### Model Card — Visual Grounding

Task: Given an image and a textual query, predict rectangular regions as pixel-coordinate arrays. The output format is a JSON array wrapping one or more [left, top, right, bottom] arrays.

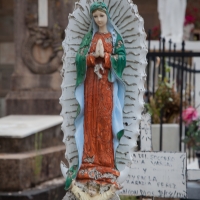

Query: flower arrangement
[[145, 69, 181, 124], [183, 5, 200, 41], [185, 6, 200, 28], [182, 106, 200, 151], [151, 25, 161, 40]]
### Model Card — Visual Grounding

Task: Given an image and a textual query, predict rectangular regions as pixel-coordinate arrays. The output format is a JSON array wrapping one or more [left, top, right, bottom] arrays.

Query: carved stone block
[[0, 145, 66, 191], [0, 124, 63, 153]]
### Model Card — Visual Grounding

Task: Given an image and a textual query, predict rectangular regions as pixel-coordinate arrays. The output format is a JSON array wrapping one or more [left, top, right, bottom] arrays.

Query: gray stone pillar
[[6, 0, 75, 115]]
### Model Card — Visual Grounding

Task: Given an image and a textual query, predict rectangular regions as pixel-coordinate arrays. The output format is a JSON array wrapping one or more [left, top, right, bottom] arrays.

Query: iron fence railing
[[146, 31, 200, 160]]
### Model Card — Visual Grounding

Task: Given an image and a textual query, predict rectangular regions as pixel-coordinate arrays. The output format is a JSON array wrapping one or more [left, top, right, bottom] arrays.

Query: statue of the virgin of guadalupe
[[60, 1, 147, 199]]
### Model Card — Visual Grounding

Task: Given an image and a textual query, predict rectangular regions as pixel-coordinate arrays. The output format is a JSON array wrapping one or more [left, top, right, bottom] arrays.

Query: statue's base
[[63, 191, 120, 200], [0, 177, 65, 200]]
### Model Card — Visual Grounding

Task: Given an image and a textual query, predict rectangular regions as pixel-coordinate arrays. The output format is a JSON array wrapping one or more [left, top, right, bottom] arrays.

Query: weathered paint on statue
[[65, 2, 126, 199], [70, 180, 117, 200]]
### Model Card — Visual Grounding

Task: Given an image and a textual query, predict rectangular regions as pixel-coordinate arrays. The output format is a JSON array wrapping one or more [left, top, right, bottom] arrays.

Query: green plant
[[145, 68, 181, 124]]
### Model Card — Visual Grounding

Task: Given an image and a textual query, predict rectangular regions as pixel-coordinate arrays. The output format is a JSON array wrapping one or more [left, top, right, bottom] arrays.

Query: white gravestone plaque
[[120, 152, 187, 198], [38, 0, 48, 27]]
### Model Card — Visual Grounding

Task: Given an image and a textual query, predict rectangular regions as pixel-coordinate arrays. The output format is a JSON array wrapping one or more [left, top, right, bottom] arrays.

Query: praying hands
[[94, 39, 104, 58]]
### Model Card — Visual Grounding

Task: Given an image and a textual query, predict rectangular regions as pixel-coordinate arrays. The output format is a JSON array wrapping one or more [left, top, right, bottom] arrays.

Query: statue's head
[[90, 2, 108, 16], [87, 181, 100, 197], [90, 2, 109, 29], [89, 2, 117, 45]]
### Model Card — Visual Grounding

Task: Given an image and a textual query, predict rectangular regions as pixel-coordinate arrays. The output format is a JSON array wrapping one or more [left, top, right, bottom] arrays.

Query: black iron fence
[[146, 31, 200, 160]]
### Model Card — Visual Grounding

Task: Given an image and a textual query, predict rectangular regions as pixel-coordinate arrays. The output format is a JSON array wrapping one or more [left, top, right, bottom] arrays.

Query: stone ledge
[[0, 115, 64, 153], [0, 145, 67, 191], [0, 125, 63, 153], [0, 115, 63, 138]]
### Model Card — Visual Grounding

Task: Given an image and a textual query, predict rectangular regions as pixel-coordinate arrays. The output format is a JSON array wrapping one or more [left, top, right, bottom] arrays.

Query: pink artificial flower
[[153, 26, 159, 31], [184, 15, 196, 26], [182, 106, 198, 125]]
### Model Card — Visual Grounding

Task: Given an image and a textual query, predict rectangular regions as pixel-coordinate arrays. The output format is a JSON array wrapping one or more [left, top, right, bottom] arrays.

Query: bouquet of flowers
[[185, 6, 200, 29], [182, 106, 200, 151], [145, 72, 180, 124]]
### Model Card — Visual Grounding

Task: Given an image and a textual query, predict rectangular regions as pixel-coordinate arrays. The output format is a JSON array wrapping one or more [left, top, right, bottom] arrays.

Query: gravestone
[[0, 115, 65, 191], [6, 0, 76, 115], [121, 152, 187, 198], [120, 114, 200, 199]]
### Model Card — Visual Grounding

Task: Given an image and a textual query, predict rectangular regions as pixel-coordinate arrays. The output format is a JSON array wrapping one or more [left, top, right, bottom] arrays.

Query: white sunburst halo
[[60, 0, 147, 179]]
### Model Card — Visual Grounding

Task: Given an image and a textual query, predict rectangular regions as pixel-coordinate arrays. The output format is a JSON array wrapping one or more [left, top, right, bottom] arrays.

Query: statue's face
[[92, 10, 107, 28], [88, 185, 98, 197]]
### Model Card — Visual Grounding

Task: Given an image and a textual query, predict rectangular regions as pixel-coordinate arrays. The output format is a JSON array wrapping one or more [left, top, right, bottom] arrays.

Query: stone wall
[[0, 0, 14, 116], [133, 0, 160, 33], [5, 0, 76, 115], [0, 1, 15, 98], [0, 0, 14, 42]]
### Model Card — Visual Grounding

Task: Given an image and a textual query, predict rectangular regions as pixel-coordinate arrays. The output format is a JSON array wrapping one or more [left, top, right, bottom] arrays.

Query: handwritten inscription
[[120, 152, 187, 198]]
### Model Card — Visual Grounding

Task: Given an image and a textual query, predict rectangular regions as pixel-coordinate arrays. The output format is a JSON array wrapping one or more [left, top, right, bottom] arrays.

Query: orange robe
[[76, 32, 120, 186]]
